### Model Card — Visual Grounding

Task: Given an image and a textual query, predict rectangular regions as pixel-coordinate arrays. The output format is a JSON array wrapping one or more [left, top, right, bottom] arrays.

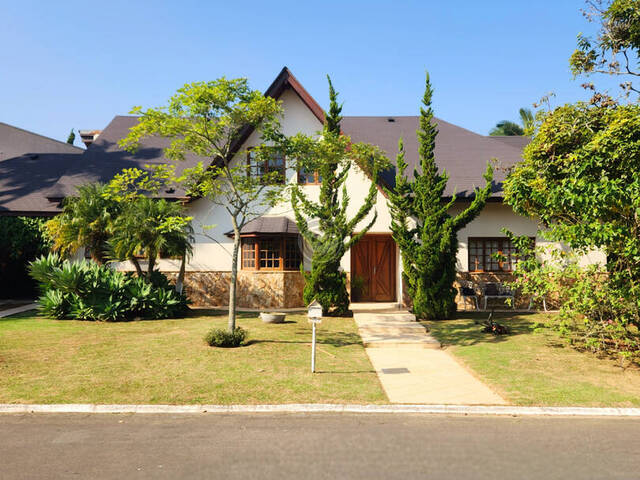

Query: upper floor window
[[247, 150, 285, 184], [468, 237, 534, 272], [297, 167, 322, 185]]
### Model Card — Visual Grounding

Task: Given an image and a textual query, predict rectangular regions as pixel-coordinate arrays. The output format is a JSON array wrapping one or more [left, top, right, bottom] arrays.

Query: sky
[[0, 0, 617, 146]]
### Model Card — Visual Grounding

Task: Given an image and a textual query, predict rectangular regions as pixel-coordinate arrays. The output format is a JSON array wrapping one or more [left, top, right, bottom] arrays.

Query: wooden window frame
[[240, 234, 302, 271], [297, 168, 321, 185], [468, 237, 534, 273], [247, 150, 286, 184]]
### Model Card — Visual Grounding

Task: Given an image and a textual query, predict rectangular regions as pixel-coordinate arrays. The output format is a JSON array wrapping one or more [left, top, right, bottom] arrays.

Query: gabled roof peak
[[265, 67, 325, 124]]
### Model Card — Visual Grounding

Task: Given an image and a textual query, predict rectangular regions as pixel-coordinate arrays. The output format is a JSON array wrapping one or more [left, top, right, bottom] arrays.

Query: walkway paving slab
[[353, 305, 507, 405], [366, 347, 507, 405]]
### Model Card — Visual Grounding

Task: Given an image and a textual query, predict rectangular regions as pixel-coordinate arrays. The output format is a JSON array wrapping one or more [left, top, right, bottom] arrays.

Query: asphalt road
[[1, 413, 639, 479]]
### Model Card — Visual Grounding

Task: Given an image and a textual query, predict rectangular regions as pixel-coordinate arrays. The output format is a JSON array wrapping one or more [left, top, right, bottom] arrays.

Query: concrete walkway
[[352, 303, 507, 405], [0, 302, 38, 318]]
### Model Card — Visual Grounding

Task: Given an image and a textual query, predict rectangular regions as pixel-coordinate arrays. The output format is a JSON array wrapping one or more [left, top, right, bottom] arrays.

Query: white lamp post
[[307, 300, 323, 373]]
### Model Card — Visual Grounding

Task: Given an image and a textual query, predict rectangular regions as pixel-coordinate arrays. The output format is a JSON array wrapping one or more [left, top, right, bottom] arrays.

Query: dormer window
[[247, 150, 285, 184]]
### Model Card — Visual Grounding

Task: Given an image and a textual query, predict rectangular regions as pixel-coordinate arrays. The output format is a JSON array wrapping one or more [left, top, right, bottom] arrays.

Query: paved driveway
[[1, 413, 639, 479]]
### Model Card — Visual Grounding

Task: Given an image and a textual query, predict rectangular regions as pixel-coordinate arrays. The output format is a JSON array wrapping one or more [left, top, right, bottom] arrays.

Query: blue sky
[[1, 0, 612, 145]]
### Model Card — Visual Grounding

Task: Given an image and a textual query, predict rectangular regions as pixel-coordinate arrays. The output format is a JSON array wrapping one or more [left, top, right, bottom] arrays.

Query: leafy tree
[[46, 183, 119, 264], [503, 102, 640, 325], [120, 78, 284, 332], [386, 73, 493, 320], [570, 0, 640, 98], [489, 108, 534, 136], [519, 108, 535, 133], [67, 129, 76, 145], [500, 1, 640, 359], [281, 77, 388, 315], [489, 120, 525, 136]]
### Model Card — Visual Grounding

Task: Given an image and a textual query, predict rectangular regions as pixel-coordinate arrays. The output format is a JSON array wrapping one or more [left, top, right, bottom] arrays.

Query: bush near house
[[29, 253, 189, 321]]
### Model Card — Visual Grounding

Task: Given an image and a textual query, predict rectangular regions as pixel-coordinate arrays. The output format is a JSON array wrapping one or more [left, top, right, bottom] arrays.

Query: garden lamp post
[[307, 300, 323, 373]]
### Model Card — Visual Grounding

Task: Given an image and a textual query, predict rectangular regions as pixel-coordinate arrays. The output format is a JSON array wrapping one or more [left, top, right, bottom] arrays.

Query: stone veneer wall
[[171, 271, 305, 309], [170, 270, 535, 311]]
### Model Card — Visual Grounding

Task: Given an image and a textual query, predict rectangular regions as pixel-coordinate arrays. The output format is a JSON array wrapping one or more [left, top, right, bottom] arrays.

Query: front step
[[361, 335, 441, 349], [355, 313, 417, 322], [354, 318, 420, 329], [358, 326, 425, 335]]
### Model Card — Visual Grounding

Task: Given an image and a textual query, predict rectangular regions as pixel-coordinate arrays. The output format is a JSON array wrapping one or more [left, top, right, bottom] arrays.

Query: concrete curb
[[1, 403, 640, 417]]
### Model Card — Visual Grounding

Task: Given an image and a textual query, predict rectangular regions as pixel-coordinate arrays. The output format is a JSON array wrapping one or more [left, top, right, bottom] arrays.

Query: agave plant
[[29, 255, 188, 321], [38, 289, 70, 319], [29, 253, 64, 292]]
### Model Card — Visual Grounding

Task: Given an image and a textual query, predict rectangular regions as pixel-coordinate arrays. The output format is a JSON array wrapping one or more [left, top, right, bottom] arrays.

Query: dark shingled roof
[[1, 69, 529, 215], [341, 116, 527, 198], [0, 122, 82, 160], [46, 116, 206, 200], [0, 122, 83, 215], [225, 216, 299, 237]]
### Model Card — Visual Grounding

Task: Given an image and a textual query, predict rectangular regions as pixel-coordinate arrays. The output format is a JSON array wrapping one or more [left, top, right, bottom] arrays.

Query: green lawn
[[426, 313, 640, 407], [0, 310, 386, 405]]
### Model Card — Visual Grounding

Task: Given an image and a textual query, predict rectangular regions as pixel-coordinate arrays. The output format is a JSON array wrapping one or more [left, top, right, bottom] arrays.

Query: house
[[0, 67, 605, 308]]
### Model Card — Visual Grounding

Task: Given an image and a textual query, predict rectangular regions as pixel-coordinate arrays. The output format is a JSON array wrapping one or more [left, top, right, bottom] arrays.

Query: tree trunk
[[91, 247, 104, 265], [228, 232, 240, 333], [130, 257, 144, 277], [176, 251, 186, 294], [148, 253, 156, 276]]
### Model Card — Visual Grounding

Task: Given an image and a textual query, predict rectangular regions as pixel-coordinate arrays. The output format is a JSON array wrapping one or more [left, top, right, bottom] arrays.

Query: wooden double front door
[[350, 234, 396, 302]]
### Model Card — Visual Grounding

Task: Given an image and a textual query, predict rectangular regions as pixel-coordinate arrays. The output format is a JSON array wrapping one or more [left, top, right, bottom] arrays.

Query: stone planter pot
[[260, 312, 286, 324]]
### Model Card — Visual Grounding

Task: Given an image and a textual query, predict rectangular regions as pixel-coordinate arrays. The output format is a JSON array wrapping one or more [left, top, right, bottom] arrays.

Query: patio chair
[[527, 294, 548, 312], [458, 281, 479, 310], [482, 282, 514, 310]]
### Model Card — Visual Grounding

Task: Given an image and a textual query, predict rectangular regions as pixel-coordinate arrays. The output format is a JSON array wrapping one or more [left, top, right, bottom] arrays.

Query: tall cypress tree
[[287, 76, 385, 315], [386, 73, 493, 319]]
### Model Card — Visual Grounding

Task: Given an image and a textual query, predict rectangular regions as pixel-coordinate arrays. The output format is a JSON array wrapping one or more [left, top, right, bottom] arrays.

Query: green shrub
[[39, 289, 70, 319], [204, 327, 247, 348], [29, 253, 189, 321]]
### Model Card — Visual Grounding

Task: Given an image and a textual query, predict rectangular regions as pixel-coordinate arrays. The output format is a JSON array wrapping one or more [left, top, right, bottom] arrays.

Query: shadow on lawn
[[245, 331, 363, 348], [424, 312, 539, 347]]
